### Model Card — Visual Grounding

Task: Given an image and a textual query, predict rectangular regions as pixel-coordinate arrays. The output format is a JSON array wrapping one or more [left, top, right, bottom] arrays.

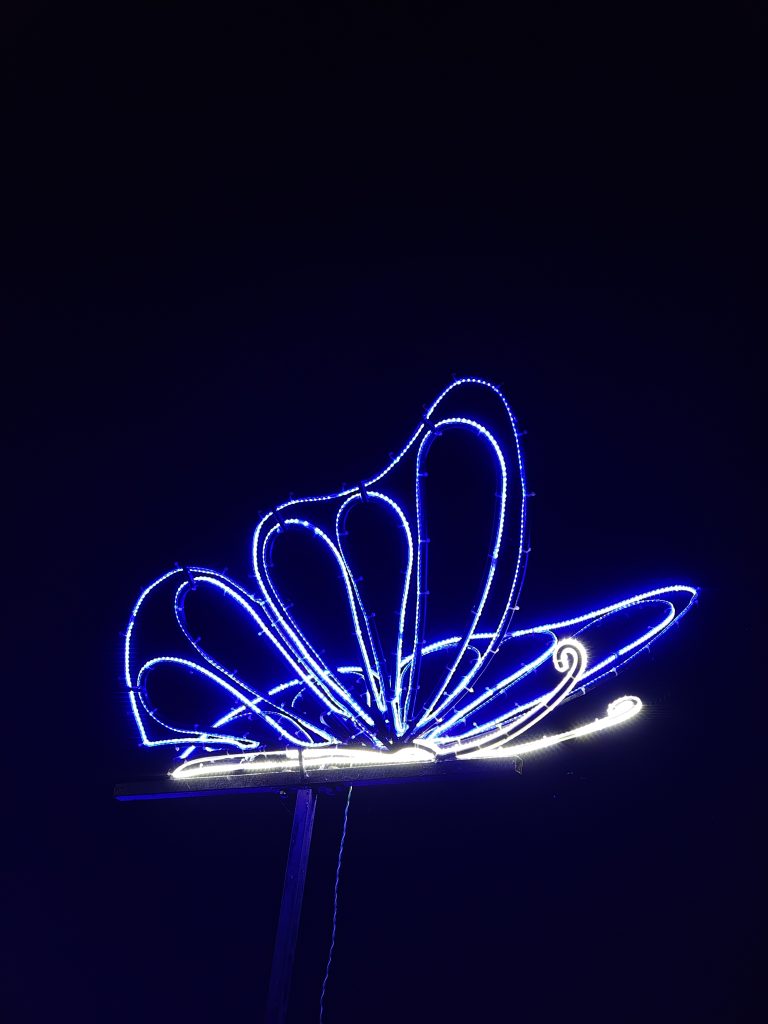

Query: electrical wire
[[319, 786, 352, 1022]]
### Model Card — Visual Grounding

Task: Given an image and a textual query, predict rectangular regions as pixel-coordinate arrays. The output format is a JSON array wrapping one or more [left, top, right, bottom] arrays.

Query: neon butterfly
[[124, 378, 696, 779]]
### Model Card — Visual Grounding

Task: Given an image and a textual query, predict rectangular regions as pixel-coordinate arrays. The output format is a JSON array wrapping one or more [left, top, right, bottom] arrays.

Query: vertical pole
[[265, 787, 317, 1024]]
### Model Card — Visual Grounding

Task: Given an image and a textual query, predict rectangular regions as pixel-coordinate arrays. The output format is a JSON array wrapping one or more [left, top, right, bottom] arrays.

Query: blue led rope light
[[407, 416, 509, 731], [123, 378, 697, 776], [335, 490, 415, 735]]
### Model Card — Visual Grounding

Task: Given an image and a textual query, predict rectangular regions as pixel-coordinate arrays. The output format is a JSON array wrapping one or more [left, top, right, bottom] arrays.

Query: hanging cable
[[319, 786, 352, 1023]]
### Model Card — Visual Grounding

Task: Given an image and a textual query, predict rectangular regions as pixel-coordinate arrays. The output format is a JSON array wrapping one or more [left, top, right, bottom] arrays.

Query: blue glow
[[123, 378, 697, 771]]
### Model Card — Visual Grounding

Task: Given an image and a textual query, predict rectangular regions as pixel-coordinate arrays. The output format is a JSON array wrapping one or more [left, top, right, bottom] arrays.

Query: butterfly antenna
[[319, 786, 353, 1023]]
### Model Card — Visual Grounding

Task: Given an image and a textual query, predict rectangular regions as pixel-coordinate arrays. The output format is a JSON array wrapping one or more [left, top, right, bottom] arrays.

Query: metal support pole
[[265, 787, 317, 1024]]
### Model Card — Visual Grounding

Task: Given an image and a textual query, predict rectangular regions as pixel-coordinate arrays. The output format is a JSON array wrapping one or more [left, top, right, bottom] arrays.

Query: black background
[[3, 4, 763, 1022]]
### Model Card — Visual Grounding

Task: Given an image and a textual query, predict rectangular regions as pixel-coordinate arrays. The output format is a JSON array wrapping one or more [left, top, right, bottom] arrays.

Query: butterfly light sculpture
[[124, 378, 696, 780]]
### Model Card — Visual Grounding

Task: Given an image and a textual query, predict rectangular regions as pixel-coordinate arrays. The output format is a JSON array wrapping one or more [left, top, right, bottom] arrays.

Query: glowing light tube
[[171, 744, 436, 780], [122, 377, 697, 773], [456, 695, 643, 759]]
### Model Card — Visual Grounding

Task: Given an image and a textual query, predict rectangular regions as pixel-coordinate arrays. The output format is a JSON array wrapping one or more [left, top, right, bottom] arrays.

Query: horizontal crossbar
[[114, 752, 522, 800]]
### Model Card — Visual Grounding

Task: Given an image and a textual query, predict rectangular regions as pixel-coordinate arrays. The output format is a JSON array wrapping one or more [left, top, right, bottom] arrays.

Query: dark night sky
[[3, 4, 764, 1022]]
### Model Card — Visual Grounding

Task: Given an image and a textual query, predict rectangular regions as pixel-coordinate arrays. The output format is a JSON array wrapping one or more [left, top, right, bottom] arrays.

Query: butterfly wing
[[250, 378, 529, 742], [417, 584, 697, 753], [124, 567, 377, 758]]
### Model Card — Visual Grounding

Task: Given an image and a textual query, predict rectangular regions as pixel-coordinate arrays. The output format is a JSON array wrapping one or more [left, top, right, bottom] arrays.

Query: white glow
[[456, 695, 643, 759], [169, 695, 642, 779], [171, 744, 435, 780]]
